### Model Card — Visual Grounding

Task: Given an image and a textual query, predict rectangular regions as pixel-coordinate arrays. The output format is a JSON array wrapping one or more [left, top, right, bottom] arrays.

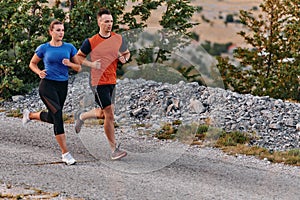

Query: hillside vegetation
[[1, 0, 298, 102]]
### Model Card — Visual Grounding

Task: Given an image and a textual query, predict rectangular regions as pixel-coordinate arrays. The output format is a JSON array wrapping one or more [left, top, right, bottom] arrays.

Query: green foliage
[[194, 124, 208, 140], [155, 122, 251, 147], [157, 0, 201, 62], [176, 123, 199, 144], [160, 0, 201, 35], [287, 149, 300, 157], [172, 120, 182, 126], [202, 41, 233, 56], [155, 121, 197, 144], [217, 56, 249, 92], [122, 0, 201, 65], [155, 121, 300, 166], [0, 0, 65, 99], [123, 63, 186, 84], [1, 0, 201, 99], [155, 122, 178, 140], [216, 131, 250, 147], [217, 0, 300, 101], [197, 125, 209, 134], [0, 50, 23, 98], [121, 0, 163, 29], [5, 109, 22, 118]]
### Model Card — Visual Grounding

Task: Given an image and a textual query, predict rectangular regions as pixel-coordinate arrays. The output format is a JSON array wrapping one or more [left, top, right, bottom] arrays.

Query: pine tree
[[217, 0, 300, 100]]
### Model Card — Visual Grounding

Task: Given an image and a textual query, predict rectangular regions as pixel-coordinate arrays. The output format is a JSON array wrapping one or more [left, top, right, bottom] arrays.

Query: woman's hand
[[62, 58, 71, 66], [62, 58, 81, 72], [39, 70, 47, 79]]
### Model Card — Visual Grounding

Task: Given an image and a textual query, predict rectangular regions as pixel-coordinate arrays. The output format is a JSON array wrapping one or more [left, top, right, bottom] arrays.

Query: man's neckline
[[98, 33, 111, 39]]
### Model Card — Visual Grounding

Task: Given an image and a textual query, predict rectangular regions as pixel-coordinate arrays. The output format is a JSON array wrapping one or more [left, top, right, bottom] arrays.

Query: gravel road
[[0, 114, 299, 199]]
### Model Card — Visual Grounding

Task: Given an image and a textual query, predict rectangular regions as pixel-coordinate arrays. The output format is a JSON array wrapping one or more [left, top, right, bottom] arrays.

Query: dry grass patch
[[155, 122, 300, 166], [6, 109, 22, 118], [221, 145, 300, 166]]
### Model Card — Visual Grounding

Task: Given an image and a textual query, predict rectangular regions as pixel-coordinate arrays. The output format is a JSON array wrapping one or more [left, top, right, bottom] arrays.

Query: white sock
[[62, 152, 69, 157]]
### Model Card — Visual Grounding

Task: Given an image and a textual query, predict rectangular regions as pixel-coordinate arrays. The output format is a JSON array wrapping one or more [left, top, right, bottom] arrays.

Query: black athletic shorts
[[93, 84, 115, 109]]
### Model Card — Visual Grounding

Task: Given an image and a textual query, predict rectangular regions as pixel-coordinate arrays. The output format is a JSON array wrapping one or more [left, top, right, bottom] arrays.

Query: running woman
[[22, 20, 81, 165]]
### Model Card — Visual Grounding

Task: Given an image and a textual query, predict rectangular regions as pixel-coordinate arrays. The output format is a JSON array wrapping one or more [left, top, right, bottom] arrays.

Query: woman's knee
[[54, 109, 63, 121], [54, 110, 65, 134], [40, 111, 54, 123]]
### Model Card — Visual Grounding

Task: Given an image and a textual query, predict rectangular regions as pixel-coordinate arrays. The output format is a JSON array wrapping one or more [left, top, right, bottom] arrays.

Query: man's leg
[[102, 105, 127, 160], [80, 108, 104, 120], [102, 105, 116, 151], [75, 108, 104, 133], [80, 104, 114, 121]]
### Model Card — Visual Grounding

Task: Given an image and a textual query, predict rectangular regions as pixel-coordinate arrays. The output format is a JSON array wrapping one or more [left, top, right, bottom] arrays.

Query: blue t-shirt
[[35, 42, 77, 81]]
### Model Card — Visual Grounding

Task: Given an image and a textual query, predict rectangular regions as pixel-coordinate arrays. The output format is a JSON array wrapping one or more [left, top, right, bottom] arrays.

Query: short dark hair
[[97, 8, 111, 18]]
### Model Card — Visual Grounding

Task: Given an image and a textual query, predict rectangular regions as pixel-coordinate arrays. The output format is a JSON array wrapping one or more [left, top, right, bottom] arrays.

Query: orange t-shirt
[[88, 32, 122, 86]]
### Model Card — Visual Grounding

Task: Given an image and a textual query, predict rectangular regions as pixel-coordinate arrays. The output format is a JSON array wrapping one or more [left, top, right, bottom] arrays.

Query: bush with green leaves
[[123, 63, 187, 84], [217, 0, 300, 101], [0, 0, 65, 99], [1, 0, 201, 100]]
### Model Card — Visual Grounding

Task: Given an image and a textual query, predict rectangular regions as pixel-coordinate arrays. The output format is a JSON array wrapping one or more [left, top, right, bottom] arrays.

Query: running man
[[75, 8, 130, 160]]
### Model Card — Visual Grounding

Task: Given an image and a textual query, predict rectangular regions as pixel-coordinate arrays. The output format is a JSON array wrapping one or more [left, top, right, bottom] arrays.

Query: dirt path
[[0, 115, 299, 199]]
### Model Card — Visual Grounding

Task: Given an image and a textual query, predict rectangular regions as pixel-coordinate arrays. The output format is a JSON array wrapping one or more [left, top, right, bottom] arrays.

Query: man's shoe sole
[[111, 152, 127, 160]]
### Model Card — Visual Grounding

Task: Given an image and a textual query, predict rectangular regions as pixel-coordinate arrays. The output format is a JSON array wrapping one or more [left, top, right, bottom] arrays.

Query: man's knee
[[94, 108, 104, 119], [103, 106, 114, 120]]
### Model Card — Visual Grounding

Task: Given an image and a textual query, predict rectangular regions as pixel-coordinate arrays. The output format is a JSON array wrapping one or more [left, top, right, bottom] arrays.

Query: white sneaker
[[22, 109, 30, 126], [62, 152, 76, 165]]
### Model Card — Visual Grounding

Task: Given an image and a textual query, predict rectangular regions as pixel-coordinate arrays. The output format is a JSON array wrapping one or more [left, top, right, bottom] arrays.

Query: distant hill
[[144, 0, 262, 47], [49, 0, 262, 47]]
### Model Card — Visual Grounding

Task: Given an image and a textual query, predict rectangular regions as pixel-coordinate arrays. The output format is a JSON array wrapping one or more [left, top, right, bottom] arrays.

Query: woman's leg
[[39, 79, 70, 154], [53, 81, 69, 154], [55, 134, 68, 154], [28, 111, 42, 121]]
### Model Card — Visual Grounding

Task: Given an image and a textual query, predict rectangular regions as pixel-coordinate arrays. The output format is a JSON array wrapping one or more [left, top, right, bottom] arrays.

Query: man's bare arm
[[118, 50, 130, 64], [77, 50, 101, 69]]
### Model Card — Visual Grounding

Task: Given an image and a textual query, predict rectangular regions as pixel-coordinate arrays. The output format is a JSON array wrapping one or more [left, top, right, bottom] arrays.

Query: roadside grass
[[155, 122, 300, 167], [0, 180, 61, 199], [4, 109, 118, 128], [5, 109, 22, 118]]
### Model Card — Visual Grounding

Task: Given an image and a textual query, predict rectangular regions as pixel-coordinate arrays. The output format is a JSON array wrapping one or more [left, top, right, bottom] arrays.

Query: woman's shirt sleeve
[[35, 44, 45, 58]]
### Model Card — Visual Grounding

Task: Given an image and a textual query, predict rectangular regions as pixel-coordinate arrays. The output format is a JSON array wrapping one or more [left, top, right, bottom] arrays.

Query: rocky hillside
[[2, 72, 300, 152]]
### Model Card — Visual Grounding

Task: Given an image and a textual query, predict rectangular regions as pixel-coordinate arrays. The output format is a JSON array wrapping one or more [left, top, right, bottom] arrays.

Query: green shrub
[[0, 63, 24, 99], [216, 131, 250, 147], [155, 123, 177, 140], [123, 63, 187, 84]]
